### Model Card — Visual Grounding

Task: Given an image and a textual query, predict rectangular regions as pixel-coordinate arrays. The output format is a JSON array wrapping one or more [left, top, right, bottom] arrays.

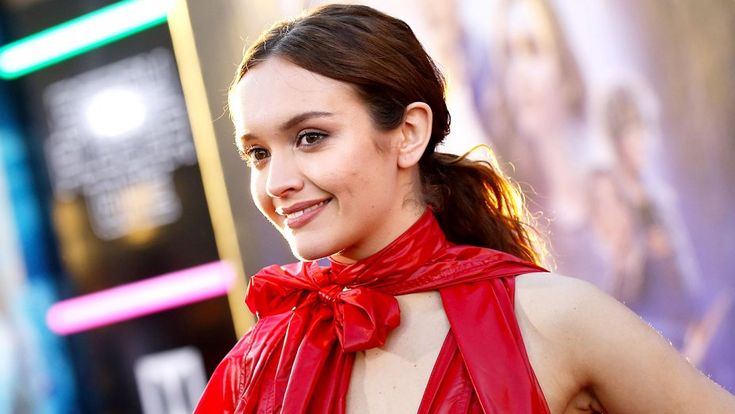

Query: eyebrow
[[238, 111, 334, 144]]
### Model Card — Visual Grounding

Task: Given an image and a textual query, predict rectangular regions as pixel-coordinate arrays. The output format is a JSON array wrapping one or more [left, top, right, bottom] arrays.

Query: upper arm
[[520, 273, 735, 414]]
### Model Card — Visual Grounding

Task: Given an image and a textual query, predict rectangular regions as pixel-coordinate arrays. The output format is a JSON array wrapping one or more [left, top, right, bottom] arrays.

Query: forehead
[[231, 57, 361, 133]]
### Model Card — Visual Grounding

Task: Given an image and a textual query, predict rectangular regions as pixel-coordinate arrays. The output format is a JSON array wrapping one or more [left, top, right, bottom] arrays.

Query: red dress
[[195, 211, 551, 413]]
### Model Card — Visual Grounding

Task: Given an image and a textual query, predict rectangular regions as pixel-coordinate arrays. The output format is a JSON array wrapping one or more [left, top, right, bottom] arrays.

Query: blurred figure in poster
[[586, 168, 644, 302], [601, 83, 701, 300], [501, 0, 588, 217], [487, 0, 602, 278], [595, 81, 731, 364]]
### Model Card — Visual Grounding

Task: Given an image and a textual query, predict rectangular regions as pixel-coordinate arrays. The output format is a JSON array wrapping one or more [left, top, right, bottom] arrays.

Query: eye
[[296, 131, 327, 147], [239, 145, 270, 167]]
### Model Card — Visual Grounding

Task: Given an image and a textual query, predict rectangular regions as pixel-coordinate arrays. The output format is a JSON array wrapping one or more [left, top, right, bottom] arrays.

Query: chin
[[289, 241, 335, 262], [292, 251, 323, 262]]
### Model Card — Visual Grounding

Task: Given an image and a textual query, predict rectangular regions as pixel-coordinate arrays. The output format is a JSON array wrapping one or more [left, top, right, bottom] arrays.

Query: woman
[[195, 4, 735, 413]]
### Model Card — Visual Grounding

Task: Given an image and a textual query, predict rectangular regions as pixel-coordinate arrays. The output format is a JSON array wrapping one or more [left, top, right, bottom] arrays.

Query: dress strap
[[418, 279, 551, 414]]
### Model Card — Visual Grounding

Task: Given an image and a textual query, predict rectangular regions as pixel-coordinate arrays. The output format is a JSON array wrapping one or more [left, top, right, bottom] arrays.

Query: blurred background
[[0, 0, 733, 412]]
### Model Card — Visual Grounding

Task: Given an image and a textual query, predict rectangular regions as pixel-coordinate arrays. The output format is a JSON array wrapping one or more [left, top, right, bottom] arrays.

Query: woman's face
[[504, 0, 566, 136], [231, 57, 417, 262]]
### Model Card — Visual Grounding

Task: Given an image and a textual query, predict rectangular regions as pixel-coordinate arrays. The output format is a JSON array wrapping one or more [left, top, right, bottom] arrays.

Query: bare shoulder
[[515, 271, 597, 302], [515, 272, 735, 413], [514, 272, 600, 338], [514, 271, 592, 305]]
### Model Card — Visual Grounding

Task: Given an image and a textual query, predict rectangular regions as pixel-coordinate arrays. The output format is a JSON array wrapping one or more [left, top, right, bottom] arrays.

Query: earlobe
[[398, 102, 433, 169]]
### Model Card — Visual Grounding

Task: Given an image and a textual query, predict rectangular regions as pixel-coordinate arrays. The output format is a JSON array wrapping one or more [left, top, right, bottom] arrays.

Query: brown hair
[[232, 4, 543, 264]]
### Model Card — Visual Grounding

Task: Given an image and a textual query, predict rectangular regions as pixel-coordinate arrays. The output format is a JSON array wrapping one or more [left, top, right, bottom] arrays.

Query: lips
[[276, 198, 331, 229]]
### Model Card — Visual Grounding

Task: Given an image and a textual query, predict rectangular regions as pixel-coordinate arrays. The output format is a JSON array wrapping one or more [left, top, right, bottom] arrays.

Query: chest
[[346, 291, 450, 413], [345, 291, 587, 414]]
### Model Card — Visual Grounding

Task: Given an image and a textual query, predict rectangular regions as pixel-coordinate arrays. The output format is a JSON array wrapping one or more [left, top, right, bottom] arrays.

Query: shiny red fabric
[[195, 211, 551, 413]]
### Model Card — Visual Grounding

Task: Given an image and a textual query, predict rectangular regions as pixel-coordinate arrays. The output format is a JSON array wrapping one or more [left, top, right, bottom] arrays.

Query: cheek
[[300, 147, 361, 186], [347, 168, 390, 211], [306, 163, 370, 209], [534, 57, 561, 86], [517, 57, 558, 99], [508, 57, 542, 102], [623, 133, 644, 160], [250, 172, 272, 216]]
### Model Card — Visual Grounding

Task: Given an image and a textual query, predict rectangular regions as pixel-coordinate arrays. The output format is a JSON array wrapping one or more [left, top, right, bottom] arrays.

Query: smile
[[278, 199, 331, 229], [285, 200, 327, 219]]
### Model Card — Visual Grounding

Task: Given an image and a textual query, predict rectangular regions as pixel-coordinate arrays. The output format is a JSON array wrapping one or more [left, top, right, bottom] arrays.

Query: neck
[[330, 203, 427, 264]]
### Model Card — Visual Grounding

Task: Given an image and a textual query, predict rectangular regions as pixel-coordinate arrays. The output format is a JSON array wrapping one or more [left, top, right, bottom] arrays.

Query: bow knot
[[330, 286, 401, 352], [246, 269, 401, 352]]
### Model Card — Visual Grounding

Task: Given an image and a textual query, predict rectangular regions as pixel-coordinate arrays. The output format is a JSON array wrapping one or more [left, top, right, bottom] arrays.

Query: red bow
[[246, 267, 400, 352]]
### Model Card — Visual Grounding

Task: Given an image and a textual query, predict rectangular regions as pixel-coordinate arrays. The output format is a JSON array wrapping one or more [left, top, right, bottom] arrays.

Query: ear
[[397, 102, 433, 169]]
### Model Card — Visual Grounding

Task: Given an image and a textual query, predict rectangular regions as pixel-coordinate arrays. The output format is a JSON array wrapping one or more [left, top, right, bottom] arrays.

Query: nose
[[265, 151, 303, 198]]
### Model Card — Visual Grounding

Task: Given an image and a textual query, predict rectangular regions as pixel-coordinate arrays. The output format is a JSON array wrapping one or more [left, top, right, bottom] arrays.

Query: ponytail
[[420, 149, 544, 265]]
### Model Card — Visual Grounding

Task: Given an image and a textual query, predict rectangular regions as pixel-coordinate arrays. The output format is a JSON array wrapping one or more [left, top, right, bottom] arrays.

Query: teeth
[[286, 200, 327, 220]]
